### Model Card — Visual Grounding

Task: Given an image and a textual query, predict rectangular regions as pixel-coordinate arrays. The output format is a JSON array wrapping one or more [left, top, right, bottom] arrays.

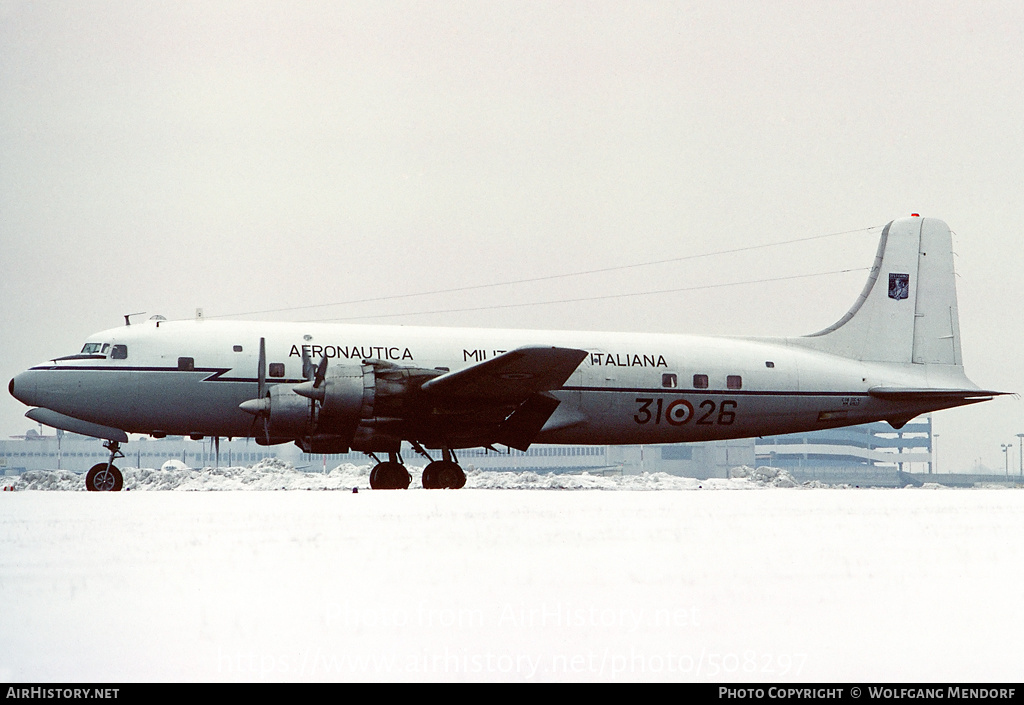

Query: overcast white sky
[[2, 1, 1022, 472]]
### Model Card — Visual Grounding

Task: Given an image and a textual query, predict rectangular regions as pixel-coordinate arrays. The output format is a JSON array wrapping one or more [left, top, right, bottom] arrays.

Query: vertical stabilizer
[[794, 216, 962, 366]]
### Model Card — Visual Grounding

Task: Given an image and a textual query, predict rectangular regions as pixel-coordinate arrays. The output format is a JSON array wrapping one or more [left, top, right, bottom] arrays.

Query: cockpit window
[[58, 342, 121, 362]]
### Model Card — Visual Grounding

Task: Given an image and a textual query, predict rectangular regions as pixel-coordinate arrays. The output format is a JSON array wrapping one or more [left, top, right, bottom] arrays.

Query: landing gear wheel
[[86, 463, 123, 492], [369, 461, 411, 490], [422, 460, 466, 489], [421, 463, 438, 489]]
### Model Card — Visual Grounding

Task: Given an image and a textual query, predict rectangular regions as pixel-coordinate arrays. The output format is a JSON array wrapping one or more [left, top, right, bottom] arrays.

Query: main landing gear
[[367, 448, 467, 490], [369, 452, 411, 490], [421, 448, 467, 490], [85, 440, 124, 492]]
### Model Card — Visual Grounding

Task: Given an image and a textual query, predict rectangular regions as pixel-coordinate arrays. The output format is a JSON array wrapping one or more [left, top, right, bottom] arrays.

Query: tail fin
[[794, 216, 962, 365]]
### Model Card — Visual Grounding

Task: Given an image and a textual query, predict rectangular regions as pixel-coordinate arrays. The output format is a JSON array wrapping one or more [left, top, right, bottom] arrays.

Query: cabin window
[[177, 357, 195, 371], [727, 375, 742, 389], [269, 363, 285, 378], [233, 345, 243, 353], [693, 374, 709, 389], [765, 361, 775, 368], [110, 345, 128, 360], [662, 373, 677, 388]]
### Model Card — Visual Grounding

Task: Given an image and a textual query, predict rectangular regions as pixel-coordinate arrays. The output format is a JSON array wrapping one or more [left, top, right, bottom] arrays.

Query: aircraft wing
[[420, 345, 588, 400], [416, 345, 588, 451]]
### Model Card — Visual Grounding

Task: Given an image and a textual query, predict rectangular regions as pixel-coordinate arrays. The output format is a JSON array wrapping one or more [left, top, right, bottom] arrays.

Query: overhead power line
[[204, 224, 882, 321], [304, 267, 870, 322]]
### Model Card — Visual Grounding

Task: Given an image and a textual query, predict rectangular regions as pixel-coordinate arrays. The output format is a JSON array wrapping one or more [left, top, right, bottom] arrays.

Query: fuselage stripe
[[31, 367, 869, 397]]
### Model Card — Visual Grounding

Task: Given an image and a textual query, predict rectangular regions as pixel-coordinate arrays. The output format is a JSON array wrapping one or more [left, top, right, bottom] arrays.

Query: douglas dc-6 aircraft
[[9, 216, 1003, 490]]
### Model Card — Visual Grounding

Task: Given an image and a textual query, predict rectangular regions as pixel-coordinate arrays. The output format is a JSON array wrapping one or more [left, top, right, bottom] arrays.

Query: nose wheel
[[85, 440, 125, 492], [86, 463, 123, 491]]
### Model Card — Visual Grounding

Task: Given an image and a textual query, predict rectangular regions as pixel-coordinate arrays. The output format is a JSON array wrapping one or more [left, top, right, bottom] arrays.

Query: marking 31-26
[[634, 398, 737, 426]]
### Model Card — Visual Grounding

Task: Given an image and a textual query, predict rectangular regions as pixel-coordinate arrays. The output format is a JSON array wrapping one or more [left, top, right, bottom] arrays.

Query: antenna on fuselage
[[123, 312, 146, 326]]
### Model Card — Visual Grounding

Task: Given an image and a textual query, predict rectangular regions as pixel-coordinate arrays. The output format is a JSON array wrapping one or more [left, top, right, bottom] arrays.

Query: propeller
[[314, 355, 328, 387], [295, 348, 329, 433], [258, 336, 267, 400], [301, 346, 314, 381], [300, 347, 329, 387], [239, 337, 271, 443]]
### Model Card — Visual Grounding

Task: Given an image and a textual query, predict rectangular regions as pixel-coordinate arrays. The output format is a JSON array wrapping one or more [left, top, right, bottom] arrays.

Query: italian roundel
[[665, 399, 693, 425]]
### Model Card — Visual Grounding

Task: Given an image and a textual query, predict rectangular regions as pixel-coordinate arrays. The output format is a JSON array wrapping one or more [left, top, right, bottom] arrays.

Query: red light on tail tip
[[911, 213, 920, 217]]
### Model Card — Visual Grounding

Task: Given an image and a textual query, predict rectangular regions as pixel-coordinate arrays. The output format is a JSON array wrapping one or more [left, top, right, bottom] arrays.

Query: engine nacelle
[[243, 369, 363, 447], [347, 362, 444, 451], [290, 360, 446, 453], [314, 363, 372, 442], [263, 385, 311, 440]]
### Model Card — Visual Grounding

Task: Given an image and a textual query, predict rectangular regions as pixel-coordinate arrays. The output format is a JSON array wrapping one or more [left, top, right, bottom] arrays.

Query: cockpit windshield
[[55, 342, 125, 362]]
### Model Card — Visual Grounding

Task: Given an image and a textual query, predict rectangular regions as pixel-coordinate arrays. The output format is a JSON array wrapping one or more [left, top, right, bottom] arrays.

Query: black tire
[[369, 462, 410, 490], [440, 462, 466, 490], [86, 463, 123, 492], [422, 460, 465, 489], [421, 463, 439, 489]]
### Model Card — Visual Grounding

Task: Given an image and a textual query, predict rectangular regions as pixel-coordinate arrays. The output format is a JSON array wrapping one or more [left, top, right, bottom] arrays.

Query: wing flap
[[494, 392, 562, 451]]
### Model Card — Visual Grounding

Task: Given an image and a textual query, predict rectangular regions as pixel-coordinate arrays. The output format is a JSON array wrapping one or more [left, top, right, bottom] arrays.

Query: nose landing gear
[[85, 440, 124, 492]]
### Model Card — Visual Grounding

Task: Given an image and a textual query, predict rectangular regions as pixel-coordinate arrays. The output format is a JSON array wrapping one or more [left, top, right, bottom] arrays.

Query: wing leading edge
[[421, 346, 588, 400]]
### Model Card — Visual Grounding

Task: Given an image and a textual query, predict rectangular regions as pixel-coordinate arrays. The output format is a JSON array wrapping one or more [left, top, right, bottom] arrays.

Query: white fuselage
[[12, 318, 962, 448]]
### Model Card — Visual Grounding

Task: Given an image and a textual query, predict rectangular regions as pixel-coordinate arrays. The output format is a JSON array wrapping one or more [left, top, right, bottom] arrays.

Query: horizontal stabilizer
[[422, 346, 588, 400], [868, 387, 1006, 403], [25, 408, 129, 442]]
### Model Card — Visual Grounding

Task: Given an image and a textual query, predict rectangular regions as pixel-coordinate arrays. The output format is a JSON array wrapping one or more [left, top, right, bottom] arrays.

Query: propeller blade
[[246, 410, 260, 441], [314, 355, 328, 387], [257, 337, 267, 399], [302, 347, 314, 381], [255, 338, 270, 444], [214, 436, 220, 467]]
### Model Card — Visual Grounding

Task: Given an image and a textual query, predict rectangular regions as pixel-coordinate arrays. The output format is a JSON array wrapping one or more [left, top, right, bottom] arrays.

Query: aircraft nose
[[9, 370, 37, 407]]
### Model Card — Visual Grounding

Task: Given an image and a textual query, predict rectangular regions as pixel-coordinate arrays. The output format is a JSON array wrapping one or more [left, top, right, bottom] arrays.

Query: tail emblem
[[888, 273, 910, 300]]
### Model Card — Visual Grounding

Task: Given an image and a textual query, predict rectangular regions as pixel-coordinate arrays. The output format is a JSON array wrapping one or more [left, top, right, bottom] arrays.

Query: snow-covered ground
[[1, 458, 803, 492], [1, 463, 1021, 682]]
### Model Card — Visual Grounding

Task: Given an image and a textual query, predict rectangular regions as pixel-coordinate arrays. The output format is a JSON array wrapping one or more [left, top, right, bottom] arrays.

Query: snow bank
[[728, 465, 800, 487], [1, 460, 820, 491]]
